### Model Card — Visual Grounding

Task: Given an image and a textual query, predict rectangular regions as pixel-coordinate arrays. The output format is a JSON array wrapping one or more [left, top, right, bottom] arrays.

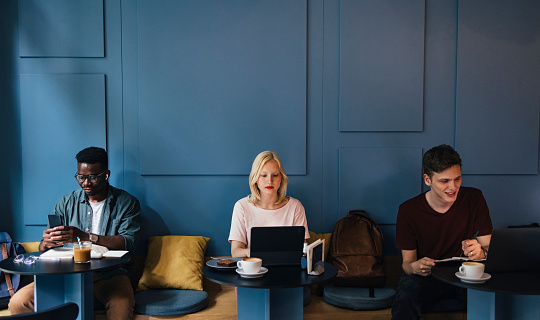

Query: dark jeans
[[391, 274, 466, 320]]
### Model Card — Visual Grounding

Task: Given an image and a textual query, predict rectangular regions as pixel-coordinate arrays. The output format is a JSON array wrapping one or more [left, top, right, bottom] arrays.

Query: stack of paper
[[90, 244, 128, 258], [39, 248, 73, 260], [102, 250, 128, 258], [39, 245, 128, 260]]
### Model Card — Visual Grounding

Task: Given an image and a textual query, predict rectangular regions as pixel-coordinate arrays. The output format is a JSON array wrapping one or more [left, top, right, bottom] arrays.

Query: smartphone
[[47, 214, 62, 228]]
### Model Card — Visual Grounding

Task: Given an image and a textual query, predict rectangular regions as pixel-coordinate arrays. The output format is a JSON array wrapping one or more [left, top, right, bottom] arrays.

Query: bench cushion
[[323, 283, 396, 310], [137, 236, 210, 291], [307, 231, 332, 260], [20, 242, 40, 253], [134, 289, 208, 316]]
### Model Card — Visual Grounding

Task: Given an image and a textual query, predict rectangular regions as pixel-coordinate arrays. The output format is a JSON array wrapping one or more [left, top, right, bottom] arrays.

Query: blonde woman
[[228, 151, 310, 258]]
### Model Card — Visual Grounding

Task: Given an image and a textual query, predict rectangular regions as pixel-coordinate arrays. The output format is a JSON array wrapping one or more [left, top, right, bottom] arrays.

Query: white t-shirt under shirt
[[89, 199, 105, 234], [228, 196, 310, 249]]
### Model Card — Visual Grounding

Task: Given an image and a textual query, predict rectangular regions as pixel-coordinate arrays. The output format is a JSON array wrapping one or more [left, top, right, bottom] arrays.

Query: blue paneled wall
[[339, 0, 425, 132], [137, 0, 307, 175], [19, 74, 107, 225], [456, 0, 540, 174], [2, 0, 539, 256]]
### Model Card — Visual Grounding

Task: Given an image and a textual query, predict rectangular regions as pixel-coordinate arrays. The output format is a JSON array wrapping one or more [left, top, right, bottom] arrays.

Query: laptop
[[484, 227, 540, 273], [250, 226, 305, 267]]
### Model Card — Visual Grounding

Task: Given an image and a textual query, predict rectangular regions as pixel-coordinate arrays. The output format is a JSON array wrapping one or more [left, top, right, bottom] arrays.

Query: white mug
[[237, 257, 262, 274], [459, 261, 485, 279]]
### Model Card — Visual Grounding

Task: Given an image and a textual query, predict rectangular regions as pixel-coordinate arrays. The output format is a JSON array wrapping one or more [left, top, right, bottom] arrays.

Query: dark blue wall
[[3, 0, 539, 256]]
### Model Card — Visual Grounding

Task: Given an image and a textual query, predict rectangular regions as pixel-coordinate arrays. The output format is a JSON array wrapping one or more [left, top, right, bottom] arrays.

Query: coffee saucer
[[236, 267, 268, 278], [455, 272, 491, 284]]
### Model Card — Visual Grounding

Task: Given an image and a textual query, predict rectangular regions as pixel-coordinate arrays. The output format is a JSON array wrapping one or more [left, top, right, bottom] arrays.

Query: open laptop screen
[[484, 227, 540, 273], [250, 226, 305, 267]]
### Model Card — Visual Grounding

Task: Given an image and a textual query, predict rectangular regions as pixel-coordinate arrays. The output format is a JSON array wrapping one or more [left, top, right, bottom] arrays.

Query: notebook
[[250, 226, 305, 267], [484, 227, 540, 273]]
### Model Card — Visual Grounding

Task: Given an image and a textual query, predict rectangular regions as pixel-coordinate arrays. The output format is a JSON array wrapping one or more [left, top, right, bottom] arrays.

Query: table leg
[[237, 287, 303, 320], [467, 289, 540, 320], [467, 289, 503, 320], [34, 272, 93, 320]]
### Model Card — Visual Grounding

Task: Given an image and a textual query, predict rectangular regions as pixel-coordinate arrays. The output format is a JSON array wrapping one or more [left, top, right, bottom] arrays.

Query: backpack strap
[[1, 242, 15, 297], [0, 232, 12, 243], [348, 209, 367, 216]]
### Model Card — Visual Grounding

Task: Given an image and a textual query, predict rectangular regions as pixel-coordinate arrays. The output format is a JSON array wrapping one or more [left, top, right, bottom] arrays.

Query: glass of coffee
[[73, 241, 92, 263]]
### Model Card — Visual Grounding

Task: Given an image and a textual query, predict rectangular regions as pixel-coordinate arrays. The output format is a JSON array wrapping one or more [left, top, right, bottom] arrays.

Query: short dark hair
[[423, 144, 462, 178], [76, 147, 108, 170]]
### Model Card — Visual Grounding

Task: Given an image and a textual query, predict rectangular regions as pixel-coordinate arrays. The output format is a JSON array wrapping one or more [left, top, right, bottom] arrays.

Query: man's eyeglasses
[[14, 254, 38, 265], [74, 171, 107, 183]]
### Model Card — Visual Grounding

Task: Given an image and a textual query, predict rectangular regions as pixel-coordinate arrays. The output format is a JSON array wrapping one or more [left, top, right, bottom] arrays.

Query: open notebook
[[39, 244, 128, 260]]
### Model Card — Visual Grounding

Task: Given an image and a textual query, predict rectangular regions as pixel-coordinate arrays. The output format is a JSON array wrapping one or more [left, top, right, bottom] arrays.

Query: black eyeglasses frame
[[74, 171, 108, 183]]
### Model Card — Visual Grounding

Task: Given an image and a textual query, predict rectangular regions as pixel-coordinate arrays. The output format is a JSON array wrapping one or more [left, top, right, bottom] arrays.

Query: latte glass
[[73, 241, 92, 263]]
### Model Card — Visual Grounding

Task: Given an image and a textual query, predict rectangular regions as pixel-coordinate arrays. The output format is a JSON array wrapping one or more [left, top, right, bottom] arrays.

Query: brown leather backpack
[[328, 210, 385, 287]]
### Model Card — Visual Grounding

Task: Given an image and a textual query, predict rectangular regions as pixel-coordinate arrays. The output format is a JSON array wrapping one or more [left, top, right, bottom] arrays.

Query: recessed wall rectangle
[[339, 0, 425, 132], [138, 0, 307, 175], [18, 0, 104, 57], [20, 74, 107, 225], [339, 147, 423, 224], [455, 0, 540, 174]]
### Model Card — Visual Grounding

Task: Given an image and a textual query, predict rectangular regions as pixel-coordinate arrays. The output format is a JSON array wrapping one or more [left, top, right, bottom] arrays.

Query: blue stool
[[323, 283, 396, 310], [134, 289, 208, 316]]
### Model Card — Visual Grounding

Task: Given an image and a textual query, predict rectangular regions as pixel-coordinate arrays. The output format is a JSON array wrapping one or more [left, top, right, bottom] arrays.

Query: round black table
[[204, 262, 337, 320], [0, 251, 131, 320], [0, 251, 131, 275], [432, 261, 540, 320]]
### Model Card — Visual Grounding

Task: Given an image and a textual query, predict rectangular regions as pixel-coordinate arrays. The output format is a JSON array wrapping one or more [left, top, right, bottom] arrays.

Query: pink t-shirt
[[228, 196, 310, 249]]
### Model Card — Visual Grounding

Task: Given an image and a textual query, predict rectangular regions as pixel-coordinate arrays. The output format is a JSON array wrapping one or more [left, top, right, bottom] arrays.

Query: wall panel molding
[[137, 0, 307, 175], [338, 147, 423, 224], [18, 0, 104, 58], [20, 74, 107, 225], [456, 0, 540, 174], [339, 0, 425, 132]]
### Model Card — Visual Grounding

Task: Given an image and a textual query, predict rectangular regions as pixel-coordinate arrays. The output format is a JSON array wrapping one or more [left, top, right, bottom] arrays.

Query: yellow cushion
[[20, 242, 40, 253], [308, 231, 332, 260], [137, 235, 210, 291]]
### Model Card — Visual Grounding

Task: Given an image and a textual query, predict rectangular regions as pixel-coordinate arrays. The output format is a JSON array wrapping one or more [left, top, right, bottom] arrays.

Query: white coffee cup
[[237, 257, 262, 274], [459, 261, 485, 279]]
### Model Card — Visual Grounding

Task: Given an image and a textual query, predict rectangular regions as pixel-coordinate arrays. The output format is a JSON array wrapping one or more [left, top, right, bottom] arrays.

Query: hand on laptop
[[231, 240, 250, 258]]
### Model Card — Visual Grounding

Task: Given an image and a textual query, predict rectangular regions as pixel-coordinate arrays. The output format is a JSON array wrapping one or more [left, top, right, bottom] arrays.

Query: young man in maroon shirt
[[391, 144, 492, 320]]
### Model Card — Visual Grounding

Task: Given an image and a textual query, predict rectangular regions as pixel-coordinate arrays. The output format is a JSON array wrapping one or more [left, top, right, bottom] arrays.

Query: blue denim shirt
[[53, 185, 141, 253]]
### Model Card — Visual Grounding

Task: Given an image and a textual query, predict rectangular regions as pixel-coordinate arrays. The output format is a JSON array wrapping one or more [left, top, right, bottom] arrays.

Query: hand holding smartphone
[[47, 214, 62, 228]]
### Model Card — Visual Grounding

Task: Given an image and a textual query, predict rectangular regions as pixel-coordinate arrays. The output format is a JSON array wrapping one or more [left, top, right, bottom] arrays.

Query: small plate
[[236, 267, 268, 278], [455, 272, 491, 284], [206, 258, 242, 269]]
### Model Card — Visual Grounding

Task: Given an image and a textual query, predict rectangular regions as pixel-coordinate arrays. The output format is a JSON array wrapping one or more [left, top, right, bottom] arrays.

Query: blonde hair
[[248, 151, 288, 204]]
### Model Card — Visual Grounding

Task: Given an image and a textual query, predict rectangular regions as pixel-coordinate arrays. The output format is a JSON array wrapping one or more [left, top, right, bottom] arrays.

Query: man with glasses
[[9, 147, 141, 320]]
